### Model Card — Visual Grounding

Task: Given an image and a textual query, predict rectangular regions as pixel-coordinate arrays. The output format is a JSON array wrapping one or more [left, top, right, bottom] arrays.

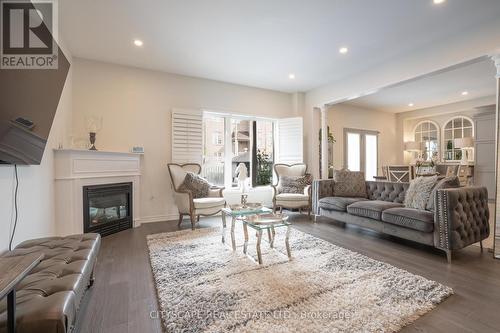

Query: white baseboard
[[136, 214, 178, 225]]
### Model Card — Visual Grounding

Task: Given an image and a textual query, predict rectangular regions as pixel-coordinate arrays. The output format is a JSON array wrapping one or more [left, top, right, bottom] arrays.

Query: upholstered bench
[[0, 233, 100, 333]]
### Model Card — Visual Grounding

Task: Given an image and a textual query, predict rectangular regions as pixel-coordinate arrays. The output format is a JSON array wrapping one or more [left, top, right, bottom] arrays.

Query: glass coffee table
[[221, 204, 272, 251], [242, 214, 291, 265]]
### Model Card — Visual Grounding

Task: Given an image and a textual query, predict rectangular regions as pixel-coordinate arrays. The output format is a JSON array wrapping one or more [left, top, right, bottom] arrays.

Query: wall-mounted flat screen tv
[[0, 0, 70, 165]]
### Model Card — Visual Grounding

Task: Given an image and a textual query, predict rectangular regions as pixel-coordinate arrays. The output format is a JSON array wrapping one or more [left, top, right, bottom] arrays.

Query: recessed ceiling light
[[433, 0, 445, 4], [339, 47, 349, 54], [133, 39, 143, 47], [408, 103, 414, 107], [288, 73, 295, 80], [461, 91, 469, 96]]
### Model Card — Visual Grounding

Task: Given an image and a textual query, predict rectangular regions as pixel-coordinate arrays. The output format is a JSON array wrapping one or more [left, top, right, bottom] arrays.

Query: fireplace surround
[[54, 149, 141, 236]]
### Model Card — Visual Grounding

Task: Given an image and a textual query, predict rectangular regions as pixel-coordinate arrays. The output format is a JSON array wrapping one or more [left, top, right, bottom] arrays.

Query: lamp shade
[[454, 137, 474, 148], [404, 141, 421, 152]]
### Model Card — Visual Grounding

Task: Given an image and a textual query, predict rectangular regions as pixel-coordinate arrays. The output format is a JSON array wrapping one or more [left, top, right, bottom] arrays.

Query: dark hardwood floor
[[76, 214, 500, 333]]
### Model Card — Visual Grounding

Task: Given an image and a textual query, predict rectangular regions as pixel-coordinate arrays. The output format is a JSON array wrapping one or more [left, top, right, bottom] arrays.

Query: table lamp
[[454, 137, 474, 165]]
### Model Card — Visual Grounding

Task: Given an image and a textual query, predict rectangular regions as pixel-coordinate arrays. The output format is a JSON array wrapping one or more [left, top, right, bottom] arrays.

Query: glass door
[[345, 129, 379, 180]]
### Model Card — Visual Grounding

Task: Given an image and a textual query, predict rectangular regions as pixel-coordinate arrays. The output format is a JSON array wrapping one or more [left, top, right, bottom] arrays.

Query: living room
[[1, 1, 500, 333]]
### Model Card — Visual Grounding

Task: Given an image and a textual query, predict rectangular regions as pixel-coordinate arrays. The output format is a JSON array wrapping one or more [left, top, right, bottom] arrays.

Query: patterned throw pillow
[[426, 176, 460, 211], [279, 174, 313, 194], [332, 169, 367, 198], [404, 176, 438, 210], [179, 172, 211, 198]]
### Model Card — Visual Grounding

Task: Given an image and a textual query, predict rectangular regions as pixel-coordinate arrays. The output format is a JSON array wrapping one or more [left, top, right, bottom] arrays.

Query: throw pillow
[[426, 176, 460, 211], [404, 176, 438, 210], [279, 174, 313, 194], [178, 172, 211, 198], [332, 169, 367, 198]]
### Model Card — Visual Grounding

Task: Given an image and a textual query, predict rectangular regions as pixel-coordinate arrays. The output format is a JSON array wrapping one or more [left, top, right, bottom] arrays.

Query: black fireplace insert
[[83, 182, 133, 236]]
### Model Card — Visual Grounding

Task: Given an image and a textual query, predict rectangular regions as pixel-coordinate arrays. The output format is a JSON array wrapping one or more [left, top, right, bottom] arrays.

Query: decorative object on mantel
[[131, 146, 145, 153], [86, 116, 103, 150], [454, 137, 474, 165]]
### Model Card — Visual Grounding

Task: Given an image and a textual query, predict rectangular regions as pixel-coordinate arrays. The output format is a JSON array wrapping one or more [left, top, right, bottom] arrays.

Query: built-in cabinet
[[473, 108, 496, 201]]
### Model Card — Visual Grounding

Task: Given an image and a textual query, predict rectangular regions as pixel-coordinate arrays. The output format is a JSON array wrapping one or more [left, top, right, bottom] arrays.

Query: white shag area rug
[[147, 226, 452, 333]]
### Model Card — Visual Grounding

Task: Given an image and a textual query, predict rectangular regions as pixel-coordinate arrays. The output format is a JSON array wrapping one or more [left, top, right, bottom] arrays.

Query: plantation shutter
[[171, 109, 203, 164], [276, 117, 303, 164]]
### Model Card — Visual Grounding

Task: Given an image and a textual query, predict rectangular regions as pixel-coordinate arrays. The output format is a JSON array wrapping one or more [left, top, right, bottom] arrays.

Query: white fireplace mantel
[[54, 149, 142, 236]]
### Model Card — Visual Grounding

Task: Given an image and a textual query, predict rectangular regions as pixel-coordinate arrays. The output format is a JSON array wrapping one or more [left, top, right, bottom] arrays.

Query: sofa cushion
[[332, 169, 367, 198], [426, 176, 460, 211], [319, 197, 369, 212], [382, 207, 434, 233], [179, 172, 211, 198], [404, 176, 438, 210], [347, 200, 404, 220], [193, 197, 226, 209], [276, 193, 309, 202], [278, 174, 313, 194]]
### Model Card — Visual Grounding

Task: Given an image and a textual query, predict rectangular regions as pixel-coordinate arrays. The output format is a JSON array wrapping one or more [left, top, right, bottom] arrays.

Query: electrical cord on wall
[[9, 164, 19, 251]]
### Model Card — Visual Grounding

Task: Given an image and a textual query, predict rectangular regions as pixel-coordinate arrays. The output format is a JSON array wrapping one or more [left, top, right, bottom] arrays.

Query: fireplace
[[83, 182, 133, 236]]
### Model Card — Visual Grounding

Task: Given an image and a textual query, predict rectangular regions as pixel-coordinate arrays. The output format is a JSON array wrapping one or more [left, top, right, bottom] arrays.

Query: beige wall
[[396, 96, 496, 163], [71, 58, 294, 222], [327, 103, 398, 174], [0, 62, 73, 253]]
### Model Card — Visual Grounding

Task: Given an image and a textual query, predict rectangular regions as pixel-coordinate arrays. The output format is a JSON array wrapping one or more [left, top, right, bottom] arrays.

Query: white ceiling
[[345, 58, 497, 113], [60, 0, 500, 92]]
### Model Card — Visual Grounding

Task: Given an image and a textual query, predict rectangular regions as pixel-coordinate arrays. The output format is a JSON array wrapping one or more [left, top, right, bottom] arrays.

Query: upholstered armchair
[[167, 163, 226, 229], [272, 163, 312, 216]]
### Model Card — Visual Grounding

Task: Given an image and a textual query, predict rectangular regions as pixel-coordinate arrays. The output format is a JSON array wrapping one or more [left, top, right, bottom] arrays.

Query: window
[[344, 128, 379, 180], [443, 116, 474, 161], [202, 112, 275, 188], [202, 116, 225, 186], [212, 132, 223, 145], [414, 121, 439, 161]]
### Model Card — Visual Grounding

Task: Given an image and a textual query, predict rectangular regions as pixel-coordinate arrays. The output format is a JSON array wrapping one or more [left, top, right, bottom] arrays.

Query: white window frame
[[442, 116, 474, 162], [203, 111, 278, 189], [413, 120, 440, 161], [212, 132, 223, 145]]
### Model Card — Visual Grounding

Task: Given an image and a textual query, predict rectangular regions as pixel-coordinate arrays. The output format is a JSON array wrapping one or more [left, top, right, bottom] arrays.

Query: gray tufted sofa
[[312, 180, 489, 262], [0, 233, 100, 333]]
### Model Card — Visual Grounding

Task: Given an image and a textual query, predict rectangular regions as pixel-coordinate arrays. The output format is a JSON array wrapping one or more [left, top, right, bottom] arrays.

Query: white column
[[492, 54, 500, 259], [320, 106, 329, 179], [224, 117, 232, 188]]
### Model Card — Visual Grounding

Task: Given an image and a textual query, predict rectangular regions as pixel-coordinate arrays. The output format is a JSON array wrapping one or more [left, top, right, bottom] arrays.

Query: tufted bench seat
[[0, 233, 100, 333], [312, 179, 489, 263]]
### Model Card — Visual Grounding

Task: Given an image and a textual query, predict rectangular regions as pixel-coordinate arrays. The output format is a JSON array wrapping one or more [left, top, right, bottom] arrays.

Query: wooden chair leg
[[178, 214, 183, 227], [190, 213, 196, 230], [197, 215, 200, 222], [480, 241, 484, 252]]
